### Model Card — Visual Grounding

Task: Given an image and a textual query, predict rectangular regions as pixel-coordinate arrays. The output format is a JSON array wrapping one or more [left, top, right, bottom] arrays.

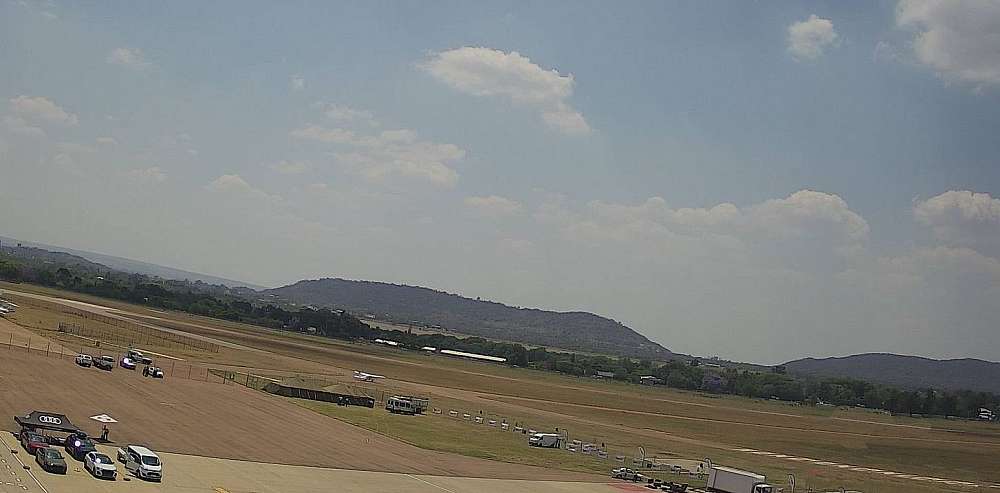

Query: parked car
[[143, 366, 164, 378], [84, 451, 117, 480], [64, 432, 96, 461], [35, 447, 67, 474], [612, 467, 646, 482], [118, 444, 162, 481], [75, 354, 93, 367], [127, 349, 153, 365], [95, 355, 115, 371], [120, 357, 137, 370], [19, 429, 47, 455]]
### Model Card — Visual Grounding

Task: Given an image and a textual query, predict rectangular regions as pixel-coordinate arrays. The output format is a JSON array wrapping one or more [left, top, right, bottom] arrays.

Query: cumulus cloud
[[126, 166, 167, 184], [896, 0, 1000, 87], [538, 190, 868, 272], [291, 124, 464, 187], [317, 104, 377, 125], [788, 15, 839, 60], [270, 160, 311, 175], [914, 190, 1000, 252], [422, 47, 591, 135], [3, 116, 45, 137], [9, 95, 78, 126], [464, 195, 523, 217], [206, 174, 281, 203], [107, 47, 151, 69]]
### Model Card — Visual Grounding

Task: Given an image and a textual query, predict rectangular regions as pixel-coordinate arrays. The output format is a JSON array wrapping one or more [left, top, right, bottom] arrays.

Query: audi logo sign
[[38, 415, 62, 425]]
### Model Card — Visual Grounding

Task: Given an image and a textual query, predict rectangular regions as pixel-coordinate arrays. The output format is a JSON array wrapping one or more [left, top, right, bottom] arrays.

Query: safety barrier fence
[[7, 294, 220, 353], [2, 332, 229, 385]]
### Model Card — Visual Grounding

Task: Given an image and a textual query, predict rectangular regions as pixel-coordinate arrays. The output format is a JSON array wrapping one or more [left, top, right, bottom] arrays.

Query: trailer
[[528, 433, 563, 448], [706, 466, 773, 493], [385, 395, 429, 415]]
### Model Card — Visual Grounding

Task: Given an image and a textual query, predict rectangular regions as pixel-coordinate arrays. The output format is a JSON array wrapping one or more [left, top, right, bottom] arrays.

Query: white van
[[117, 445, 162, 481]]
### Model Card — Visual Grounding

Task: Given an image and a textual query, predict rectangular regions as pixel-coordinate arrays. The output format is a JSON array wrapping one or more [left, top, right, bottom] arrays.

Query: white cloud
[[896, 0, 1000, 87], [422, 47, 591, 135], [290, 125, 357, 144], [787, 15, 839, 60], [914, 190, 1000, 251], [206, 174, 282, 203], [95, 136, 118, 146], [126, 166, 167, 184], [290, 75, 305, 91], [464, 195, 523, 217], [3, 116, 45, 137], [292, 124, 464, 187], [538, 190, 868, 270], [9, 95, 78, 126], [270, 160, 311, 175], [107, 47, 151, 69], [317, 104, 377, 125]]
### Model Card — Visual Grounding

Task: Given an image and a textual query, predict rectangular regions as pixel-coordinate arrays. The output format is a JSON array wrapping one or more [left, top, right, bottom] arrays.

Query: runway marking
[[730, 446, 983, 489], [406, 474, 460, 493], [0, 433, 47, 493]]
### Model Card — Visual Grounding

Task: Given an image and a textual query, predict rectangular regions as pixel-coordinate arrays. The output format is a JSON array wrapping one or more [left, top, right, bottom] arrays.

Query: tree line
[[1, 250, 996, 420]]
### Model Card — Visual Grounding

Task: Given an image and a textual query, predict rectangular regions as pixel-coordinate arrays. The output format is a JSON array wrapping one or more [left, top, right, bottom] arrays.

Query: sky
[[1, 0, 999, 365]]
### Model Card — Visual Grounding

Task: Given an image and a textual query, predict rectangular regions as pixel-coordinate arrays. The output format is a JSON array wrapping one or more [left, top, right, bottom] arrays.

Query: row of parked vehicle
[[19, 429, 162, 481], [74, 349, 164, 378]]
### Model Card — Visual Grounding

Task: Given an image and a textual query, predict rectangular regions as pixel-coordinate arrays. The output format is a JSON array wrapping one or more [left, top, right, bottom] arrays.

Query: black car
[[35, 447, 67, 474], [64, 432, 96, 461]]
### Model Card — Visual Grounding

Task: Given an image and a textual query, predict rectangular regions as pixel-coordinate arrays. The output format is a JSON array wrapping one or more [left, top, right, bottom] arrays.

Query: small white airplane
[[353, 370, 385, 382]]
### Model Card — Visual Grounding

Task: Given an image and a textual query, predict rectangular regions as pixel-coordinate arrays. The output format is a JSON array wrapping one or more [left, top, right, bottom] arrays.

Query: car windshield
[[26, 432, 43, 442], [92, 453, 112, 464], [45, 449, 62, 459], [141, 455, 160, 466]]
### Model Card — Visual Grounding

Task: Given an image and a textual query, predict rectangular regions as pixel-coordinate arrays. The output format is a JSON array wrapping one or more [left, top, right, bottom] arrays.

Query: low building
[[439, 349, 505, 363], [639, 375, 663, 386], [595, 371, 615, 379]]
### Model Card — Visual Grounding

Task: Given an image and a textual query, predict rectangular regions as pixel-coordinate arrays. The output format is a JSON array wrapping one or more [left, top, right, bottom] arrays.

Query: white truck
[[706, 466, 773, 493], [528, 433, 563, 448]]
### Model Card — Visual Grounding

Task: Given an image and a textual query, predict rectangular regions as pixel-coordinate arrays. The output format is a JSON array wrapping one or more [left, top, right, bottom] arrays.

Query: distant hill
[[784, 353, 1000, 394], [265, 278, 672, 359], [0, 236, 262, 289]]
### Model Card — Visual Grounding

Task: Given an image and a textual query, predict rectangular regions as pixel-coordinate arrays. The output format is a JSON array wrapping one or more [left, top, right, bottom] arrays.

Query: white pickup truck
[[611, 467, 646, 482]]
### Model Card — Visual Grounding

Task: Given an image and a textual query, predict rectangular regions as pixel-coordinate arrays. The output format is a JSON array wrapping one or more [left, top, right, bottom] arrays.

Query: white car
[[84, 451, 117, 480], [120, 357, 137, 370], [611, 467, 645, 482], [118, 445, 162, 481], [75, 354, 93, 367]]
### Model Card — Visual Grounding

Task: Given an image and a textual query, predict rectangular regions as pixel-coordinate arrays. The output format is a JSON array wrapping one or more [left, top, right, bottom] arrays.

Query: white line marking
[[406, 474, 460, 493], [0, 433, 48, 493]]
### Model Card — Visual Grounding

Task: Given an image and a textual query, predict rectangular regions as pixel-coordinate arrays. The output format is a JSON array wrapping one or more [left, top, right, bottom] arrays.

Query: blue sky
[[2, 0, 999, 364]]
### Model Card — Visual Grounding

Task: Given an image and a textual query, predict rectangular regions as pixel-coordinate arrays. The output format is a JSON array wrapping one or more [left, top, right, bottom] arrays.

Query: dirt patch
[[0, 348, 601, 482]]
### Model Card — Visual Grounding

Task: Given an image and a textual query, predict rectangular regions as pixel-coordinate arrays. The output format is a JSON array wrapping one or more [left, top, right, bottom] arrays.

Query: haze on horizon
[[2, 1, 999, 365]]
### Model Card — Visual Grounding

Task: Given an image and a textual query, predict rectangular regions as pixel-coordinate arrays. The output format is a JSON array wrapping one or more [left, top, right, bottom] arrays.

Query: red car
[[19, 429, 48, 455]]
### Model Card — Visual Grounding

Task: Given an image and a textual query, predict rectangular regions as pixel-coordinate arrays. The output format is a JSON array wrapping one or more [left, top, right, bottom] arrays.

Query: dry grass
[[2, 282, 996, 492]]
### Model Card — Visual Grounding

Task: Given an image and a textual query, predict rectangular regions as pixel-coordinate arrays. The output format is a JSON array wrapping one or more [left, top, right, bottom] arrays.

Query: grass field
[[2, 282, 997, 492]]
